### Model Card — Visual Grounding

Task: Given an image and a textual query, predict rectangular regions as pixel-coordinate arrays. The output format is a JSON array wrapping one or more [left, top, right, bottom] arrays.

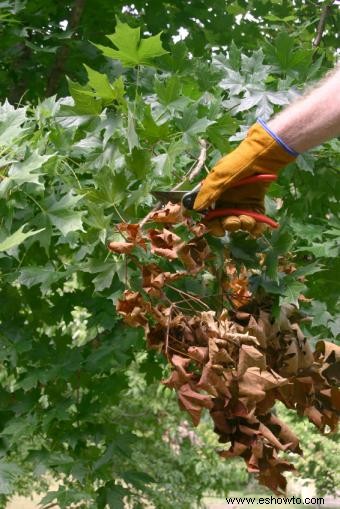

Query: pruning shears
[[152, 174, 279, 229]]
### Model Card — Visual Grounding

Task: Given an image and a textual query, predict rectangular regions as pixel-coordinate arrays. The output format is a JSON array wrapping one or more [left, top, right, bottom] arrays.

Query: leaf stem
[[134, 65, 141, 115], [22, 190, 46, 214]]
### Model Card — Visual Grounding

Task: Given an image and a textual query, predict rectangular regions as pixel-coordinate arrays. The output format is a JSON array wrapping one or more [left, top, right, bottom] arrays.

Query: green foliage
[[94, 18, 168, 68], [0, 14, 338, 508], [0, 224, 44, 252], [0, 0, 339, 102], [277, 404, 340, 497]]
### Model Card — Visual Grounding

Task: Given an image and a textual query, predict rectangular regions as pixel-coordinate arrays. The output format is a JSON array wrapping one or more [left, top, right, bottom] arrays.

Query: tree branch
[[139, 139, 208, 227], [312, 0, 335, 48], [46, 0, 86, 96], [188, 139, 207, 181]]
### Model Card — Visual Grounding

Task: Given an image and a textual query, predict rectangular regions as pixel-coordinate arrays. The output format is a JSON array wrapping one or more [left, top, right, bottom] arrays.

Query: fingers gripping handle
[[182, 174, 278, 229], [204, 208, 279, 228]]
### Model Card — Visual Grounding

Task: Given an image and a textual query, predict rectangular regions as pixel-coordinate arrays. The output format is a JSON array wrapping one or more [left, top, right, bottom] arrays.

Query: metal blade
[[152, 190, 187, 203]]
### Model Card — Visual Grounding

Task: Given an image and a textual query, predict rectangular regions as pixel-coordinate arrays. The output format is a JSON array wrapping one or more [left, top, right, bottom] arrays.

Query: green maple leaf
[[154, 76, 182, 105], [94, 19, 168, 68], [17, 263, 67, 293], [84, 65, 116, 104], [296, 241, 339, 258], [329, 316, 340, 337], [0, 224, 44, 252], [8, 151, 54, 187], [81, 259, 119, 292], [280, 278, 307, 308], [0, 101, 27, 146], [45, 191, 84, 236], [67, 78, 102, 115], [177, 105, 215, 138], [152, 139, 186, 178], [308, 301, 333, 328], [0, 460, 22, 495], [218, 68, 245, 95], [69, 66, 126, 111], [265, 227, 293, 280], [140, 105, 169, 142]]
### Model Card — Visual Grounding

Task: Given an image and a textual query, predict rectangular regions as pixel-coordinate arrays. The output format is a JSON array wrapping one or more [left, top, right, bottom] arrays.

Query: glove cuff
[[257, 117, 300, 157]]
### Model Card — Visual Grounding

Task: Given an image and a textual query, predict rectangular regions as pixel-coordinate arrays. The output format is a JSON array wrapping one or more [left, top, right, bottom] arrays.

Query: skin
[[268, 65, 340, 153]]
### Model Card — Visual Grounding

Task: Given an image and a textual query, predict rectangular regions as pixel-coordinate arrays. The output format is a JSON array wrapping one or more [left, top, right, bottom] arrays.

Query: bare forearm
[[268, 66, 340, 153]]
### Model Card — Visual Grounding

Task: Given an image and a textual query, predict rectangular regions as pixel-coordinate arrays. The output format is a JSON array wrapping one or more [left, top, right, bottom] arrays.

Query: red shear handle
[[229, 174, 277, 188], [203, 175, 279, 228], [204, 208, 279, 229]]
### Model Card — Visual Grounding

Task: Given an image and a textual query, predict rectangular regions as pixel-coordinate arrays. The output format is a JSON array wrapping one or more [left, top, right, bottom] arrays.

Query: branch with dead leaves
[[108, 196, 340, 495]]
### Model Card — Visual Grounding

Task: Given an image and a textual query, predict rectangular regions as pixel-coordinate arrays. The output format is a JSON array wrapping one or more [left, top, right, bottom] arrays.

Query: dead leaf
[[148, 202, 185, 224], [238, 344, 266, 377], [116, 290, 150, 331], [177, 383, 213, 426], [108, 241, 135, 254], [148, 228, 183, 259], [109, 203, 340, 496]]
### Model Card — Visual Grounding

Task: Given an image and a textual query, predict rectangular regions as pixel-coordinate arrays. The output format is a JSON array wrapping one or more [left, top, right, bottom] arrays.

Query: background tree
[[0, 0, 338, 101], [0, 2, 339, 508]]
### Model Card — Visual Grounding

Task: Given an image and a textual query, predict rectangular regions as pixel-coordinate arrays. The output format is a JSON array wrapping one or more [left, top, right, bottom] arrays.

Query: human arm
[[268, 66, 340, 152], [194, 65, 340, 235]]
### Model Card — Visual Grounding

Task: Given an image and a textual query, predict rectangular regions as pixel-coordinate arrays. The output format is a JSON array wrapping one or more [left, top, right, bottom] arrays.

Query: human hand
[[194, 122, 297, 236]]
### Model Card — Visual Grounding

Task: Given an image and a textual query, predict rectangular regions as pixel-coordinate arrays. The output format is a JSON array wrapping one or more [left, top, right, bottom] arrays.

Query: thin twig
[[167, 344, 191, 357], [313, 0, 335, 47], [188, 139, 207, 181], [112, 203, 126, 223], [140, 139, 208, 227], [165, 304, 173, 357], [165, 284, 210, 309]]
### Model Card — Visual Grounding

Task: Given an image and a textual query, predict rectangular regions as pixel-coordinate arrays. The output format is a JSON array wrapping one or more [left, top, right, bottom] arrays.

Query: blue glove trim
[[257, 117, 300, 157]]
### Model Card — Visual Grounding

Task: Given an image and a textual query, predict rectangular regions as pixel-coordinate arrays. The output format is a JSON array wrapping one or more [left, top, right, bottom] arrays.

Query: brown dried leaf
[[188, 222, 208, 238], [177, 237, 210, 272], [109, 205, 339, 496], [142, 264, 187, 297], [197, 362, 232, 398], [116, 290, 150, 330], [108, 241, 135, 254], [147, 324, 166, 352], [238, 344, 266, 377], [219, 441, 249, 459], [177, 383, 213, 426], [148, 202, 185, 224], [257, 452, 295, 495], [264, 414, 302, 454], [117, 223, 142, 242], [224, 263, 252, 309], [315, 341, 340, 384], [238, 367, 288, 411], [187, 346, 209, 363], [148, 228, 183, 259]]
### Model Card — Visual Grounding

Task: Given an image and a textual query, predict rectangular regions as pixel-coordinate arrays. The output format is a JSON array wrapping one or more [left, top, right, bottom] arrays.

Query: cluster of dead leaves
[[109, 203, 210, 274], [109, 201, 340, 495]]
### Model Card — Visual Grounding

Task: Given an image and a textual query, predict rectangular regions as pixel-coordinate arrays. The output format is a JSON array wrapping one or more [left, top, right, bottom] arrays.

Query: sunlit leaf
[[94, 19, 168, 68]]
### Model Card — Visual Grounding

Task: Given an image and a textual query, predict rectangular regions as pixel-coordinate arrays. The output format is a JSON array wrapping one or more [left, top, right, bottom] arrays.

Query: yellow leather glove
[[194, 122, 297, 236], [202, 180, 270, 237]]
